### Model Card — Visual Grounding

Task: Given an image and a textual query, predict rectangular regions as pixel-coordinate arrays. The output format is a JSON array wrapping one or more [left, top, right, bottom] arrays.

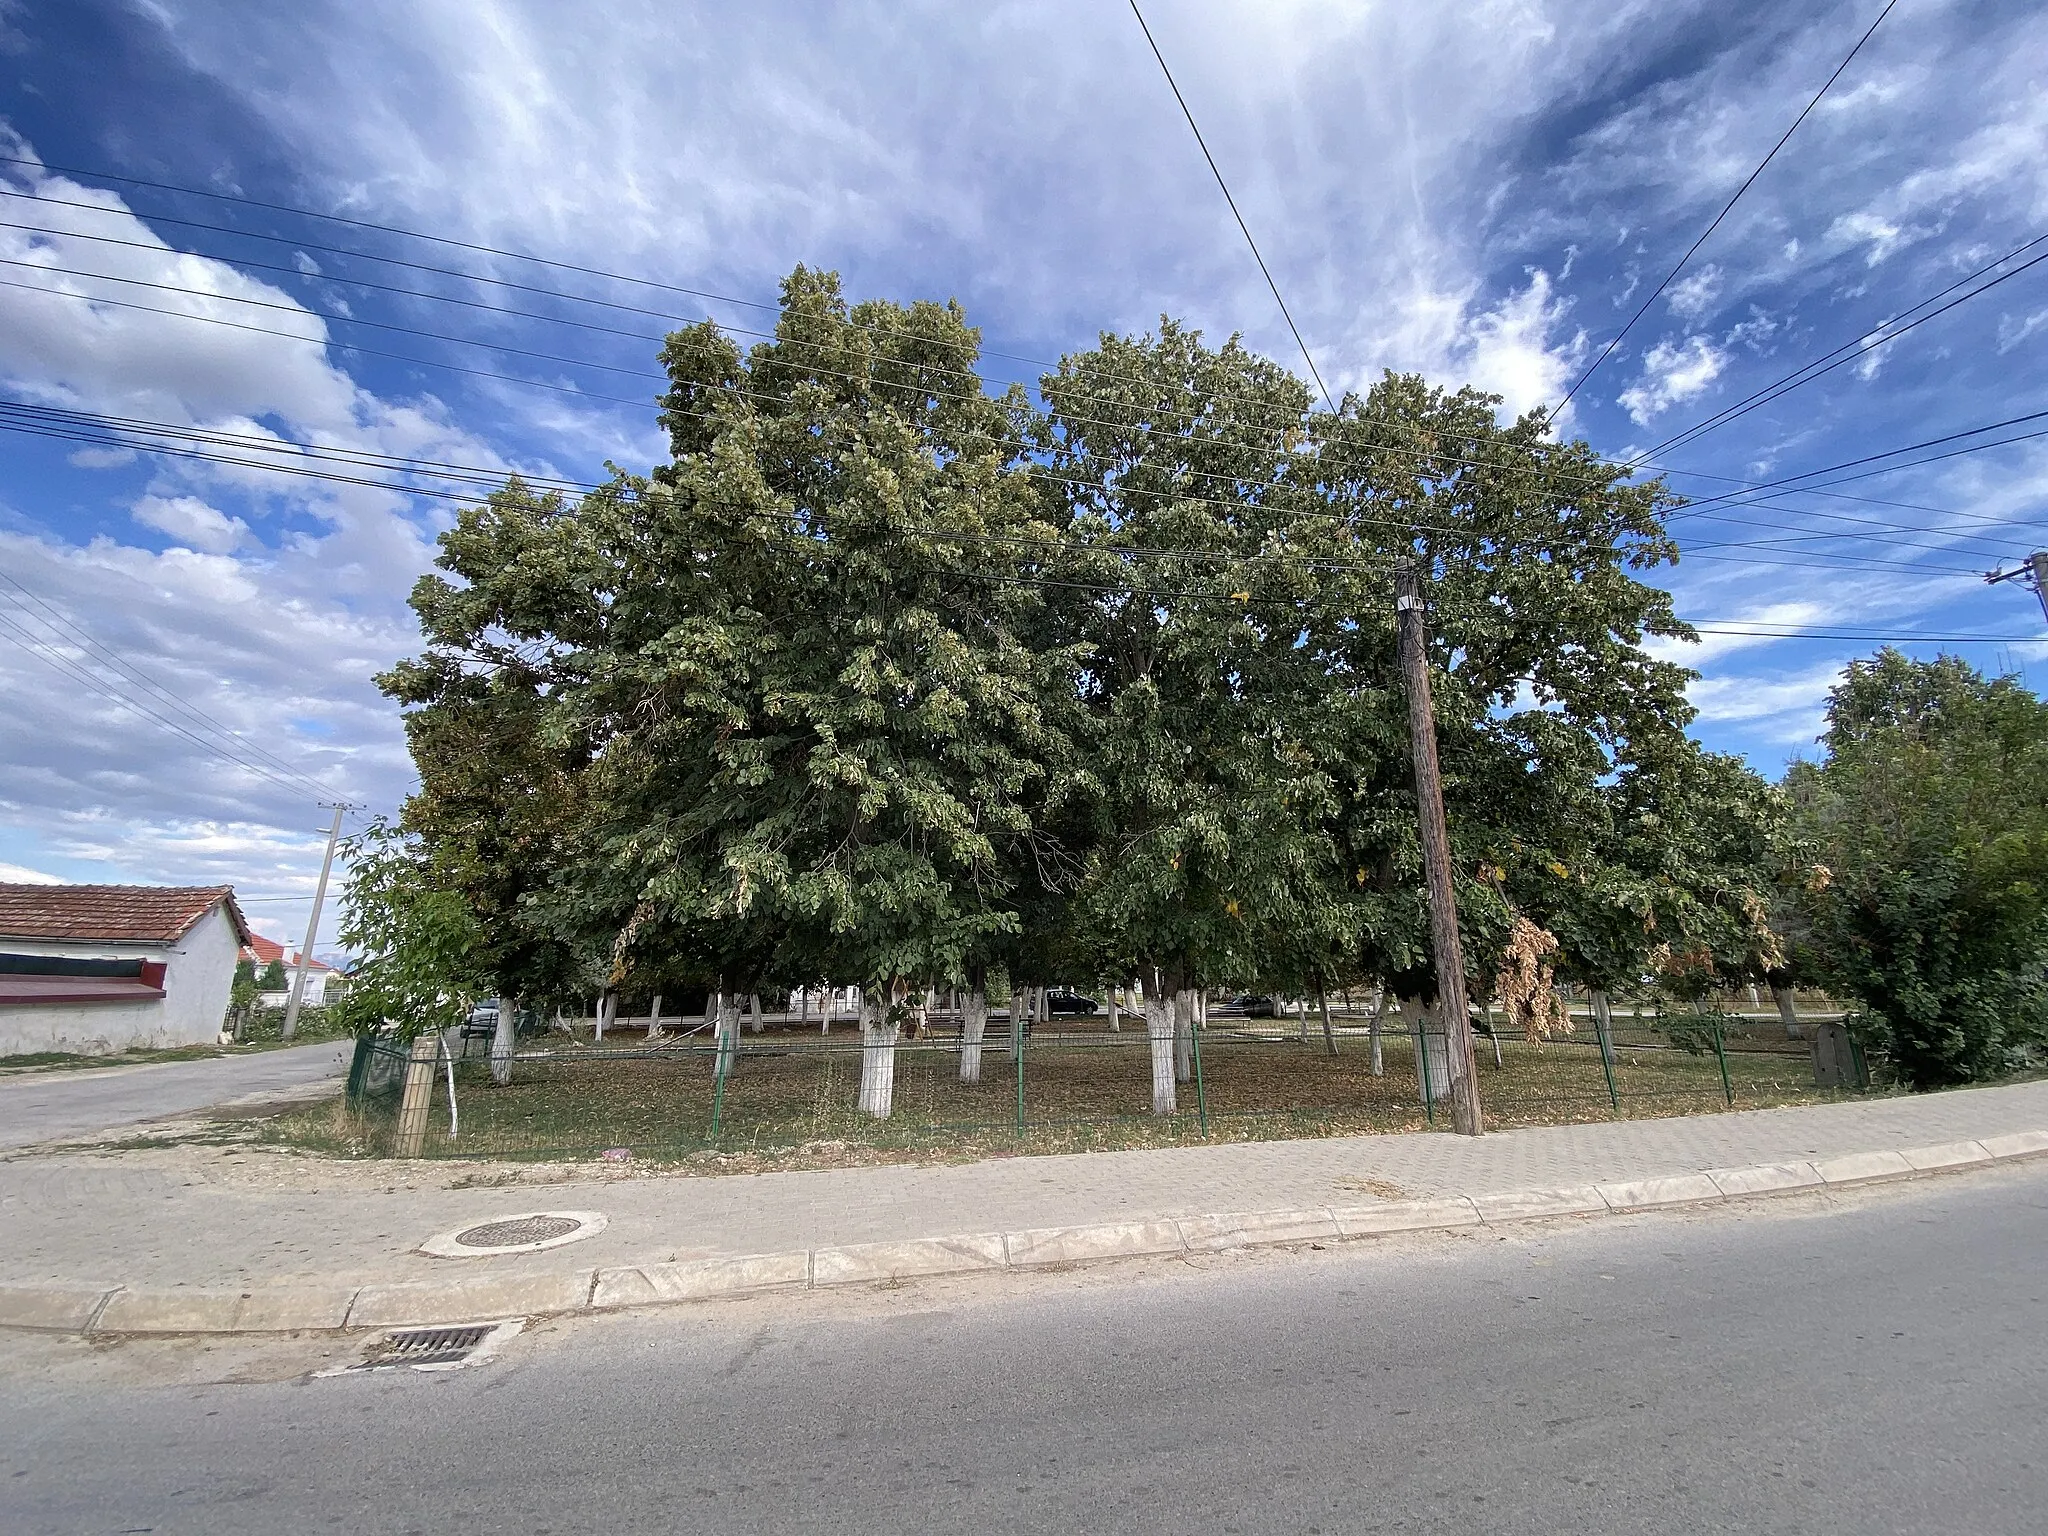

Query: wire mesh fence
[[300, 1000, 1866, 1162]]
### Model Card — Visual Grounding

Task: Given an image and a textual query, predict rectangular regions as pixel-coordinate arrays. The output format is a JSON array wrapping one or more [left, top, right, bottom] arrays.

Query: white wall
[[0, 903, 241, 1057]]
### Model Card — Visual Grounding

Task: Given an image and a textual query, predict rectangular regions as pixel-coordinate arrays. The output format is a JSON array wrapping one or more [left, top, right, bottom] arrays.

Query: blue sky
[[0, 0, 2044, 952]]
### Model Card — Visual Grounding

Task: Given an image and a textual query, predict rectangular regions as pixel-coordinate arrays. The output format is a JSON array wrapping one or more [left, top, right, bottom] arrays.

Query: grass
[[254, 1012, 1861, 1168]]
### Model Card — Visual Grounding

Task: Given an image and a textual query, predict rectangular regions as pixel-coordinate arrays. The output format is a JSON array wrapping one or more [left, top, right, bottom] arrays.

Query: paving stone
[[812, 1235, 1007, 1286], [1177, 1208, 1339, 1251], [346, 1269, 595, 1327], [1899, 1140, 1992, 1172], [1471, 1186, 1608, 1222], [1004, 1219, 1186, 1266], [1812, 1149, 1915, 1185], [591, 1252, 811, 1308], [1330, 1197, 1480, 1237], [0, 1283, 113, 1331], [1594, 1173, 1724, 1211], [1705, 1162, 1823, 1198]]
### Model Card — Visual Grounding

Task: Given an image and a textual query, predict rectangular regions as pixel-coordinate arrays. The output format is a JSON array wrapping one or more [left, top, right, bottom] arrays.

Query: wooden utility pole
[[1394, 560, 1483, 1136], [281, 802, 346, 1043]]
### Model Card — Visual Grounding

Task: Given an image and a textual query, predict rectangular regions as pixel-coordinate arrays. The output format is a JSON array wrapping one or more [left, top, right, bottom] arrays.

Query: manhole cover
[[458, 1215, 580, 1248], [420, 1209, 608, 1258]]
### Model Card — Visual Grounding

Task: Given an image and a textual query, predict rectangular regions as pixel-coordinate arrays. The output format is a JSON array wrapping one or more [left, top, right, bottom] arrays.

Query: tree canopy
[[1789, 649, 2048, 1087], [364, 266, 1794, 1095]]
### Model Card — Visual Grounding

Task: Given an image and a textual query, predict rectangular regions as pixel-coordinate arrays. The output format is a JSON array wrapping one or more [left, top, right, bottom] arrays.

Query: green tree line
[[339, 267, 2047, 1103]]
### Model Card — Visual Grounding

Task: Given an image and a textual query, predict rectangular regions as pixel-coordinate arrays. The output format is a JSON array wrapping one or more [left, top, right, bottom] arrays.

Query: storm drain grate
[[360, 1324, 494, 1368], [456, 1215, 582, 1249]]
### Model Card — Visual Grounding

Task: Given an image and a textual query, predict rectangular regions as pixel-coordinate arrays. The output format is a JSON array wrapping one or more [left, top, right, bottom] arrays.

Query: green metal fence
[[315, 1002, 1860, 1162]]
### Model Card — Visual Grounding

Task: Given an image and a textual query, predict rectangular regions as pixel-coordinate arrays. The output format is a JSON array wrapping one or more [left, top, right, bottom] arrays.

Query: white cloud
[[1616, 335, 1725, 425], [0, 861, 61, 884], [131, 493, 249, 554], [1666, 264, 1723, 319]]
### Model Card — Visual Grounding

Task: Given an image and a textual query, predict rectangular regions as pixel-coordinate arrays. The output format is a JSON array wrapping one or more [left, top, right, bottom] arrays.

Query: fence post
[[344, 1034, 374, 1111], [393, 1032, 439, 1157], [1192, 1004, 1208, 1136], [1713, 1016, 1733, 1106], [1012, 1001, 1026, 1138], [1416, 1017, 1435, 1129]]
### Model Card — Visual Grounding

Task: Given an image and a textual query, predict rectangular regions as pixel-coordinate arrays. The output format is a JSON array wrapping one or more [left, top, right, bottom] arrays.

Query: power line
[[1632, 231, 2048, 465], [0, 567, 336, 796], [1555, 0, 1901, 412], [2, 396, 2012, 582], [4, 179, 2019, 536], [1126, 1, 1334, 411]]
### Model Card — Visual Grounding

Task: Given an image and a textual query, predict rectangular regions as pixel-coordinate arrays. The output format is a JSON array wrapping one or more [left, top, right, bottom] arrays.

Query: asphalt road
[[0, 1039, 349, 1149], [4, 1161, 2044, 1534]]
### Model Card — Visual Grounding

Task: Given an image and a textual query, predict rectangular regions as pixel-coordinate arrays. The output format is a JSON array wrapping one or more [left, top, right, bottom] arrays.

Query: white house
[[0, 884, 251, 1057]]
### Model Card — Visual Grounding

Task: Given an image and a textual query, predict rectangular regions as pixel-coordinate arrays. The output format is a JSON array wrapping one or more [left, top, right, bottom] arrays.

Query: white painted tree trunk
[[713, 992, 739, 1080], [858, 981, 902, 1118], [1319, 989, 1336, 1056], [489, 993, 516, 1086], [1145, 989, 1177, 1115], [959, 990, 989, 1083], [1107, 985, 1121, 1033], [1368, 984, 1386, 1076], [748, 993, 763, 1033], [823, 985, 835, 1033], [595, 991, 614, 1042], [645, 993, 665, 1041], [1173, 989, 1196, 1083], [1774, 984, 1803, 1040]]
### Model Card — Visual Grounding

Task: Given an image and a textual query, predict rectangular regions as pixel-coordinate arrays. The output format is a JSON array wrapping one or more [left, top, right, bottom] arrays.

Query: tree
[[436, 268, 1088, 1115], [1791, 649, 2048, 1087], [333, 820, 489, 1044]]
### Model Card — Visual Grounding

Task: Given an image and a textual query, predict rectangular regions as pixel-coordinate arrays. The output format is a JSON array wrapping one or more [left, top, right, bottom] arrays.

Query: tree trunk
[[595, 991, 613, 1043], [858, 979, 903, 1118], [713, 990, 739, 1080], [1107, 985, 1121, 1033], [489, 992, 517, 1086], [1145, 983, 1177, 1115], [960, 990, 989, 1083], [1173, 988, 1196, 1084], [1774, 984, 1802, 1040], [1482, 1000, 1504, 1068], [748, 992, 763, 1033], [1297, 993, 1310, 1044], [1319, 988, 1337, 1056], [1591, 988, 1617, 1069], [823, 985, 835, 1033], [1368, 985, 1386, 1076], [645, 993, 665, 1042]]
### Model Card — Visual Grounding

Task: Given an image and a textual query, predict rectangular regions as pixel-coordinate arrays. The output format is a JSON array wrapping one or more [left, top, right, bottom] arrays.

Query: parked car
[[1043, 989, 1099, 1016], [1232, 993, 1278, 1018]]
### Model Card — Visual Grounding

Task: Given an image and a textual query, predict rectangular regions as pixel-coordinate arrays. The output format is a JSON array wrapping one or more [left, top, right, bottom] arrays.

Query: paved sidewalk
[[0, 1041, 349, 1151]]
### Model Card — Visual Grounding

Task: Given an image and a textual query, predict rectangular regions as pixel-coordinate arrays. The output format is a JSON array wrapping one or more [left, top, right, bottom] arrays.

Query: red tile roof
[[240, 933, 334, 971], [0, 884, 252, 946]]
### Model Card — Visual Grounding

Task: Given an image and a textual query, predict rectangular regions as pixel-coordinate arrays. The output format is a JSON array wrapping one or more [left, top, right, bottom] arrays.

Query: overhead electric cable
[[1632, 231, 2048, 464], [1, 184, 2013, 531], [1555, 0, 1901, 412], [1126, 1, 1334, 410]]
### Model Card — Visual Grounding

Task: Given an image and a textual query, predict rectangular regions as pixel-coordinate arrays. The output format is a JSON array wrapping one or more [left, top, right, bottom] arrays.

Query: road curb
[[4, 1128, 2045, 1338]]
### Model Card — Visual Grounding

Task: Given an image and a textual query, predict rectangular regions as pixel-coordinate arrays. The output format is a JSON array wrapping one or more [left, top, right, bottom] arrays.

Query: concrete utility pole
[[281, 803, 346, 1043], [1394, 560, 1484, 1136], [1983, 551, 2048, 624]]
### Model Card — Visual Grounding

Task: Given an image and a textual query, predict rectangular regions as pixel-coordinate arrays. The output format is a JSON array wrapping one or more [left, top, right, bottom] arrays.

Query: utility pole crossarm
[[1983, 551, 2048, 625]]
